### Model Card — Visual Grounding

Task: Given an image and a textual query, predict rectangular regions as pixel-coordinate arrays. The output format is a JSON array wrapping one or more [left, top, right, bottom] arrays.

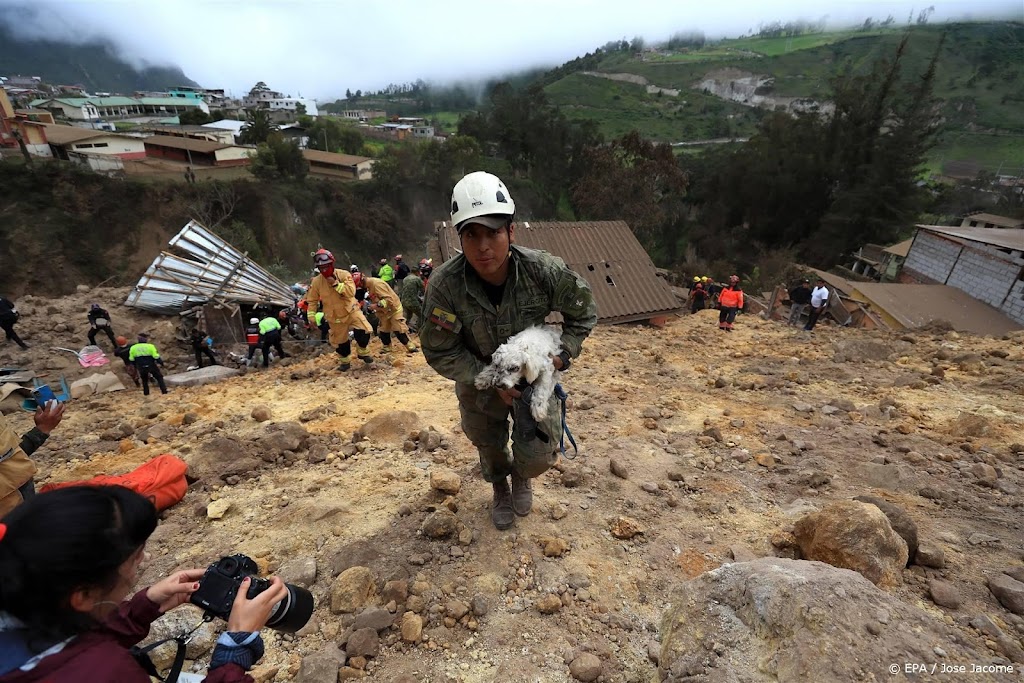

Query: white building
[[242, 88, 318, 117]]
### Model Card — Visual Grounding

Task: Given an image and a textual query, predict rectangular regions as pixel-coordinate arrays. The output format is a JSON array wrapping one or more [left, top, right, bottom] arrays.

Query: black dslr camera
[[190, 554, 314, 633]]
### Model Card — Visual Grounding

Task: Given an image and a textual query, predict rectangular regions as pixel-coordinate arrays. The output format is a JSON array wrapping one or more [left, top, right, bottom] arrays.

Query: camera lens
[[265, 584, 315, 633]]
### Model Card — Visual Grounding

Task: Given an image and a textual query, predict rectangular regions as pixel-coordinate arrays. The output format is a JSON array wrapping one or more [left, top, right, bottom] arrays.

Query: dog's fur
[[475, 325, 561, 421]]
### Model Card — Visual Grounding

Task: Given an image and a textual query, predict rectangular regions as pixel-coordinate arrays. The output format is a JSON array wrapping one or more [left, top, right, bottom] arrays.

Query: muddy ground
[[2, 287, 1022, 682]]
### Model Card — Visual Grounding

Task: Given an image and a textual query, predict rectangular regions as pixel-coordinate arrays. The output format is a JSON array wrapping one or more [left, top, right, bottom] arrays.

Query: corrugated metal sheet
[[125, 220, 295, 314], [850, 283, 1021, 336], [916, 225, 1024, 252], [435, 220, 682, 324]]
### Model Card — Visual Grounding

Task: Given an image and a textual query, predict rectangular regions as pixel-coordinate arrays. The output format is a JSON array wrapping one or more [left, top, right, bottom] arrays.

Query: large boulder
[[853, 495, 919, 564], [793, 501, 908, 586], [187, 436, 262, 482], [659, 558, 984, 682]]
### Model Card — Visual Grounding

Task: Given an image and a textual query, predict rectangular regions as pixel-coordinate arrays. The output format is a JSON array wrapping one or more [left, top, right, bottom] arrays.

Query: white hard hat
[[450, 171, 515, 232], [250, 317, 259, 324]]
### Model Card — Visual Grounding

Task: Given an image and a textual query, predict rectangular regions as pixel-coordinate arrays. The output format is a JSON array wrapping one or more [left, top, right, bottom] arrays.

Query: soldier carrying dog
[[420, 172, 597, 530]]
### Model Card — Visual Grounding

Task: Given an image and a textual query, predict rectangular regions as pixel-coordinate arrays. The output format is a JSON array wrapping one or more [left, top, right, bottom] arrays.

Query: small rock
[[277, 557, 317, 588], [915, 544, 945, 569], [206, 499, 232, 520], [641, 482, 659, 494], [754, 453, 775, 468], [540, 537, 570, 557], [988, 574, 1024, 615], [536, 594, 563, 614], [792, 403, 814, 413], [400, 612, 423, 642], [331, 566, 376, 614], [610, 516, 644, 540], [569, 653, 602, 682], [421, 509, 458, 538], [609, 458, 629, 479], [429, 469, 462, 494], [294, 653, 339, 683], [550, 504, 568, 520], [353, 607, 394, 632], [928, 580, 962, 609], [471, 595, 489, 616], [345, 628, 380, 658], [251, 405, 272, 422], [561, 468, 585, 488], [730, 545, 757, 563]]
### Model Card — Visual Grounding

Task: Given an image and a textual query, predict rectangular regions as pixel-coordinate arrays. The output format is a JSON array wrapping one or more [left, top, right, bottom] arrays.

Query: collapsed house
[[125, 220, 296, 343], [432, 220, 683, 325]]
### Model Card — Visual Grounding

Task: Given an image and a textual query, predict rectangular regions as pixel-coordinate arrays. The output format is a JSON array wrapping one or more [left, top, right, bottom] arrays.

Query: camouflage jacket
[[400, 275, 425, 310], [421, 246, 597, 386]]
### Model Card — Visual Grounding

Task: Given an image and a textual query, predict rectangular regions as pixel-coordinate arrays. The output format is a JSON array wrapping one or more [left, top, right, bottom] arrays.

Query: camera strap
[[554, 384, 578, 459], [130, 614, 212, 683]]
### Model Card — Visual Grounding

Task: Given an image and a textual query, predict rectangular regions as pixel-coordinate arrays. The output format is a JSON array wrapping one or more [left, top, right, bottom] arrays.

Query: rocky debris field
[[3, 290, 1023, 682]]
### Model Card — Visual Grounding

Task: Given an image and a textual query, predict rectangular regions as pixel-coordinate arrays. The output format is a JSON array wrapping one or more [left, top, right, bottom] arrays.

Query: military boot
[[510, 471, 533, 516], [491, 478, 514, 530]]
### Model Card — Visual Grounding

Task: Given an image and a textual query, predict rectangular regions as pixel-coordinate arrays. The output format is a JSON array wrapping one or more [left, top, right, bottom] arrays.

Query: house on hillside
[[433, 219, 683, 325], [849, 238, 912, 282], [302, 149, 375, 180], [960, 212, 1023, 230], [341, 109, 386, 121], [900, 224, 1024, 325], [143, 135, 252, 166], [138, 124, 236, 145], [30, 96, 209, 124], [27, 123, 146, 160]]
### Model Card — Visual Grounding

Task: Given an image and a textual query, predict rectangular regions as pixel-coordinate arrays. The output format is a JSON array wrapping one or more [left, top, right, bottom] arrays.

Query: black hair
[[0, 486, 157, 649]]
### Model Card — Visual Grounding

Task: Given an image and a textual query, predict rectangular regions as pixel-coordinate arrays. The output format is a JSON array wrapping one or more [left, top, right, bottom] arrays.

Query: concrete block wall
[[903, 232, 962, 283], [946, 247, 1019, 308], [1001, 278, 1024, 325]]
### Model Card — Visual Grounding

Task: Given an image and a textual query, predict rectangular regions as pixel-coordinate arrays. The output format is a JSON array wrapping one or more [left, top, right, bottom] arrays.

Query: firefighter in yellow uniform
[[304, 249, 374, 372], [364, 276, 418, 354], [0, 403, 64, 517]]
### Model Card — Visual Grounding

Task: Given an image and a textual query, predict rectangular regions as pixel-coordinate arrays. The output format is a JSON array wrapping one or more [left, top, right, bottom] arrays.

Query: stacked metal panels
[[125, 220, 295, 314]]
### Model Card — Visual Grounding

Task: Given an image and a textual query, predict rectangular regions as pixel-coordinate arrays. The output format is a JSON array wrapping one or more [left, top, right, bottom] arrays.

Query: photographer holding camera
[[0, 486, 287, 683]]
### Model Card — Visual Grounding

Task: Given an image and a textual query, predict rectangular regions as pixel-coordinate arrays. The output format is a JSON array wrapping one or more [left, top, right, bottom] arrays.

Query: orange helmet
[[116, 335, 128, 346], [297, 300, 309, 311], [313, 248, 334, 267]]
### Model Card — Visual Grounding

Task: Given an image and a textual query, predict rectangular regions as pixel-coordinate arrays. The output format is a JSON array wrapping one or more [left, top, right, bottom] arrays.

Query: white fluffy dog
[[475, 325, 562, 421]]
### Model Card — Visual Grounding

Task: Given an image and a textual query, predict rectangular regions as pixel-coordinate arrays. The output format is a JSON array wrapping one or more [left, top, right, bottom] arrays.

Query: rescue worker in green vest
[[128, 332, 168, 396], [377, 258, 394, 286], [258, 313, 289, 368], [304, 249, 374, 371], [421, 171, 597, 530]]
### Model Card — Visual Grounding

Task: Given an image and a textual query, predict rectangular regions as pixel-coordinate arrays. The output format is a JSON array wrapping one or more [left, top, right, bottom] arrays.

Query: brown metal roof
[[963, 213, 1024, 229], [916, 225, 1024, 252], [36, 123, 112, 145], [302, 149, 374, 167], [850, 283, 1022, 336], [142, 134, 239, 153], [882, 238, 913, 257], [435, 219, 683, 324]]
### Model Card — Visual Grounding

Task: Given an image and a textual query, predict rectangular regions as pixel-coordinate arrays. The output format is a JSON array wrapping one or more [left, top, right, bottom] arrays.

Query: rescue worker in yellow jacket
[[363, 276, 418, 354], [0, 402, 64, 517], [304, 249, 374, 371]]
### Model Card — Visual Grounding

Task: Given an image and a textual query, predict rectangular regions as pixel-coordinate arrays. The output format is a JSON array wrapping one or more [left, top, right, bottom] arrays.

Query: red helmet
[[313, 249, 334, 268], [297, 300, 309, 311]]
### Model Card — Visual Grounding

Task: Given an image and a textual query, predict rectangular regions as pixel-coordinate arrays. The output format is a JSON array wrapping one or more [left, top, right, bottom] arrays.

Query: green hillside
[[544, 22, 1024, 170], [0, 23, 199, 93]]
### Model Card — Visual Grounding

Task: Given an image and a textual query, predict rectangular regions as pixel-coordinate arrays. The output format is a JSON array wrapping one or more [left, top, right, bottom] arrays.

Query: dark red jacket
[[0, 591, 250, 683]]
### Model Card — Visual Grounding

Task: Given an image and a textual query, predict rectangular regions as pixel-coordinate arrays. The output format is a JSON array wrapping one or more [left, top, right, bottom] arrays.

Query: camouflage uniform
[[421, 246, 597, 483], [400, 275, 425, 329]]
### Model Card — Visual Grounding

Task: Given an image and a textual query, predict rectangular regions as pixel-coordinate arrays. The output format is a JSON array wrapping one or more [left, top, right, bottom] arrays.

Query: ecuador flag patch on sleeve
[[429, 307, 458, 332]]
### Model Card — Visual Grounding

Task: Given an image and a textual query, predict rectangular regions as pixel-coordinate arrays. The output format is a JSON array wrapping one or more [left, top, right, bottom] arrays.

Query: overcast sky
[[1, 0, 1020, 100]]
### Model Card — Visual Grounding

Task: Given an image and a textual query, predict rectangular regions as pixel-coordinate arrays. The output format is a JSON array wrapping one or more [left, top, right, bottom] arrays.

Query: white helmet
[[450, 171, 515, 232], [250, 317, 259, 324]]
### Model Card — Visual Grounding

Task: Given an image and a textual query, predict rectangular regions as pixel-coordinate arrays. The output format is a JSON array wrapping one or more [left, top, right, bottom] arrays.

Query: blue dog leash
[[554, 384, 578, 459]]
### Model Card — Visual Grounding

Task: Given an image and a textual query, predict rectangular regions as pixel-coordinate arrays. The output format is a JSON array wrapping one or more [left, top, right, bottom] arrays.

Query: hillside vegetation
[[543, 22, 1024, 169], [0, 22, 198, 93]]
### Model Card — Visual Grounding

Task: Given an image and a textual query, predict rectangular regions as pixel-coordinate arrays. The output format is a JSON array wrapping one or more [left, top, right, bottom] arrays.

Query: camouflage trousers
[[455, 382, 561, 483]]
